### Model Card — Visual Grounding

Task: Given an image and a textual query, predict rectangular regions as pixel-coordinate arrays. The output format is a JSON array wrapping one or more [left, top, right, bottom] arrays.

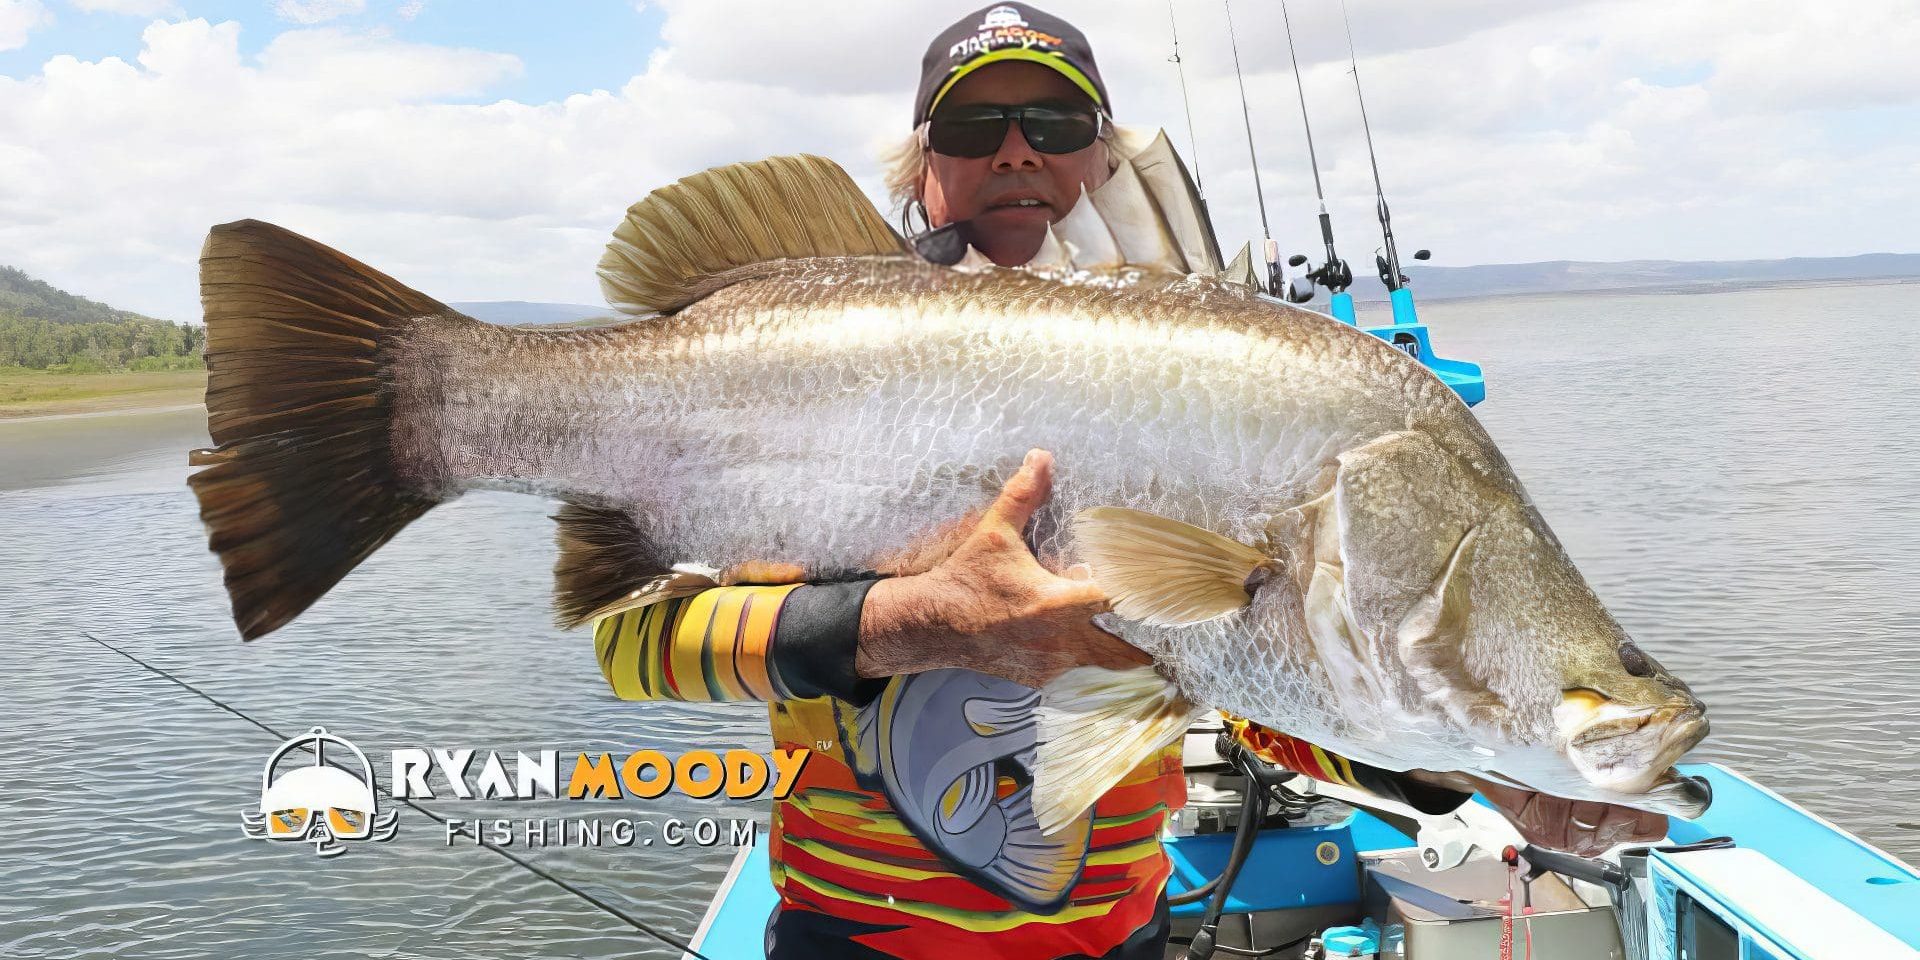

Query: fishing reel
[[1376, 247, 1431, 289], [1282, 252, 1353, 304]]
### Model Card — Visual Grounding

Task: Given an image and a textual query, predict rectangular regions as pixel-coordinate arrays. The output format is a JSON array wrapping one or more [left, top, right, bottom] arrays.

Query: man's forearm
[[855, 575, 950, 679], [591, 580, 880, 704]]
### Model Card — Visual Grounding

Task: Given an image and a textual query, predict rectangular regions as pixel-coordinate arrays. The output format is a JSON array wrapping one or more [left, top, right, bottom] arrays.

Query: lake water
[[1, 281, 1915, 958]]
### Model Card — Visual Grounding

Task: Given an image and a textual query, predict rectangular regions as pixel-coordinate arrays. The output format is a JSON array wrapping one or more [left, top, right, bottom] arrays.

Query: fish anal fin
[[597, 154, 909, 315], [1073, 506, 1277, 626], [552, 502, 714, 627], [1033, 666, 1203, 835]]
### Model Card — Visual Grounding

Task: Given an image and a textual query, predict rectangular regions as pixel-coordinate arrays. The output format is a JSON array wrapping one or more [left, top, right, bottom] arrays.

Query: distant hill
[[0, 266, 200, 371], [1, 265, 164, 325], [450, 301, 611, 325], [1351, 252, 1920, 301]]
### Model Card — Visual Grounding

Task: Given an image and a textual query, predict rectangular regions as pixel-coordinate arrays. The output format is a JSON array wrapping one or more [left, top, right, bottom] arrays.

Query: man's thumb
[[984, 448, 1053, 532]]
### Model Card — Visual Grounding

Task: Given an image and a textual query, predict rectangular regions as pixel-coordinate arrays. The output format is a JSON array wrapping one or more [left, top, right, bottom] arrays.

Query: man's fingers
[[1064, 562, 1094, 582], [982, 448, 1054, 534]]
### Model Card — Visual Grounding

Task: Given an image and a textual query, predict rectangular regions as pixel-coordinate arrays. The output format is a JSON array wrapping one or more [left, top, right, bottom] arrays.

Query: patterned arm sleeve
[[1225, 716, 1472, 816], [593, 580, 883, 704]]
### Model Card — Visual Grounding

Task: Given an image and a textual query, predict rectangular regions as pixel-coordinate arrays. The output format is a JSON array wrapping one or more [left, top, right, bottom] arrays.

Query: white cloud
[[0, 0, 51, 51], [0, 1, 1916, 322], [68, 0, 178, 15], [273, 0, 363, 26], [396, 0, 423, 21]]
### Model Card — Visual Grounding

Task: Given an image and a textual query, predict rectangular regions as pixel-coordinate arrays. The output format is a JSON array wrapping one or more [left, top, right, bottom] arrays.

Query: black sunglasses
[[922, 103, 1107, 159]]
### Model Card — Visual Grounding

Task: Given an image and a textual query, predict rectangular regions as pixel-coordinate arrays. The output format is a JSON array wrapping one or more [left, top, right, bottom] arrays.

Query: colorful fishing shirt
[[593, 582, 1463, 959]]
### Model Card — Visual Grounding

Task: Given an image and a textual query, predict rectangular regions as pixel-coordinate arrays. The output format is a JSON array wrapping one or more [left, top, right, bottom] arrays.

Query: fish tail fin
[[190, 219, 449, 640]]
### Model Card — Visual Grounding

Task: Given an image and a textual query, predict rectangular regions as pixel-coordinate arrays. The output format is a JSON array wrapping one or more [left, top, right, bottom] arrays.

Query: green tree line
[[0, 265, 203, 371]]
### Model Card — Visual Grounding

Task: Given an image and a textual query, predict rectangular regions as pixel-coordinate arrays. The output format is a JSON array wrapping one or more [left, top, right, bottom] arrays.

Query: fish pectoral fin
[[1033, 666, 1203, 835], [597, 154, 908, 315], [1073, 506, 1278, 626], [552, 501, 714, 627]]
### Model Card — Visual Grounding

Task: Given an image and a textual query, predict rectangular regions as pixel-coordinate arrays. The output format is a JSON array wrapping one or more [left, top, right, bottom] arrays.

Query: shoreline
[[0, 367, 206, 422], [1, 401, 204, 425]]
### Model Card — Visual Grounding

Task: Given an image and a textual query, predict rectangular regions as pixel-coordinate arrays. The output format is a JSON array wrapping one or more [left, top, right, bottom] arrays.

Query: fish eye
[[1617, 641, 1655, 678]]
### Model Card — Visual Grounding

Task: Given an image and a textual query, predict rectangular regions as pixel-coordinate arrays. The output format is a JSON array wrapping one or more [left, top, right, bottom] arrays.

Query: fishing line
[[1276, 0, 1326, 212], [1337, 0, 1405, 290], [1276, 0, 1350, 295], [1221, 0, 1269, 243], [1166, 0, 1205, 197], [80, 631, 714, 960]]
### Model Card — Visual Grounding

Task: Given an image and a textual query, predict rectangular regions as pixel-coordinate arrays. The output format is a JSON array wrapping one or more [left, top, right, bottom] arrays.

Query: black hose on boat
[[1182, 749, 1273, 959]]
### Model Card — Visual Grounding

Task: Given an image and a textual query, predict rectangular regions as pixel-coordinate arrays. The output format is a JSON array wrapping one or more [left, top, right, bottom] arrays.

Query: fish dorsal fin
[[1127, 130, 1224, 274], [1018, 129, 1224, 277], [1221, 242, 1259, 289], [1052, 185, 1124, 269], [955, 245, 995, 273], [598, 154, 908, 315], [1088, 159, 1184, 274], [1026, 225, 1074, 273]]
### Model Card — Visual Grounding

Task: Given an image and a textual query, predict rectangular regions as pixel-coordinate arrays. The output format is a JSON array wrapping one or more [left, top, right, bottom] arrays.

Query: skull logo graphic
[[240, 726, 398, 856]]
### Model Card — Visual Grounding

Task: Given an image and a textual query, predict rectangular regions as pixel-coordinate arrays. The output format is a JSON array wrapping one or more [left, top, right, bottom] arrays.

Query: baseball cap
[[913, 3, 1111, 127]]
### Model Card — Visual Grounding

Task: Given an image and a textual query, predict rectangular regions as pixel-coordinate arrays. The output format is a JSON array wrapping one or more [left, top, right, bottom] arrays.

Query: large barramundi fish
[[188, 135, 1710, 841]]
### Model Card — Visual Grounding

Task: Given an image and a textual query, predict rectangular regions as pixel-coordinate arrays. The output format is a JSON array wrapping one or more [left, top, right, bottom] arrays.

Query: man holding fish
[[188, 4, 1698, 959], [577, 5, 1668, 958]]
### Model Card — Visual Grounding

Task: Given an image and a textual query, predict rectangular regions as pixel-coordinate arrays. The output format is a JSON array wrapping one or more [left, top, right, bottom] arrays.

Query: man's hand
[[1409, 770, 1668, 857], [857, 448, 1154, 689], [1484, 783, 1668, 857]]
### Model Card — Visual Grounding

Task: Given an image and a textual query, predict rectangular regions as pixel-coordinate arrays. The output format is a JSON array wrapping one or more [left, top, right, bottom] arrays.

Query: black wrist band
[[771, 579, 886, 705]]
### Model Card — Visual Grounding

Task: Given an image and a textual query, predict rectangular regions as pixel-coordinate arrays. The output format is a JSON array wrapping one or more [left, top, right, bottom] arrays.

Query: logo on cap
[[240, 726, 399, 857], [980, 5, 1028, 29]]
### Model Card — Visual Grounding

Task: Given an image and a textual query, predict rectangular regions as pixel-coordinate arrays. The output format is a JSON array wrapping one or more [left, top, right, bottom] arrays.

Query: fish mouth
[[1559, 691, 1710, 798]]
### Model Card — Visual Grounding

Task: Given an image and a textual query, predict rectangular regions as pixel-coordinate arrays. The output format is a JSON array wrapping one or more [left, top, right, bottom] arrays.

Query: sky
[[1, 0, 1916, 322]]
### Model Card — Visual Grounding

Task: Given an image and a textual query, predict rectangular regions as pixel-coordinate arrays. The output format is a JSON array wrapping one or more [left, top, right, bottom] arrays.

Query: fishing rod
[[80, 632, 714, 960], [1337, 0, 1431, 311], [1221, 0, 1278, 295], [1275, 0, 1353, 314], [1166, 0, 1204, 198]]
